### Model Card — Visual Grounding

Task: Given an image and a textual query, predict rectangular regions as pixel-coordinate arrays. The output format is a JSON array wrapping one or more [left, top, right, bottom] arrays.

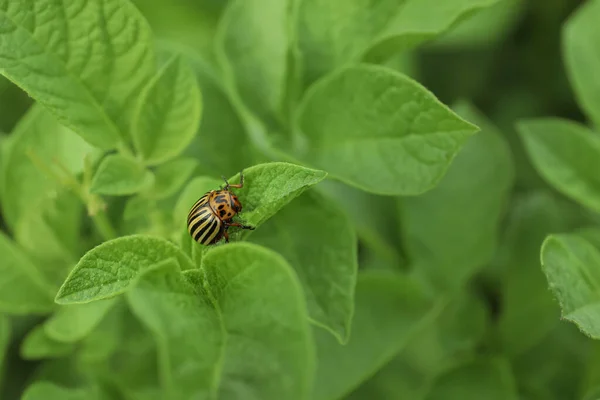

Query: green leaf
[[43, 298, 117, 343], [90, 154, 154, 196], [518, 118, 600, 213], [217, 0, 290, 123], [20, 325, 74, 360], [147, 157, 198, 199], [128, 243, 315, 400], [424, 358, 518, 400], [250, 191, 357, 343], [563, 0, 600, 128], [55, 235, 194, 305], [201, 242, 315, 400], [22, 382, 102, 400], [541, 233, 600, 339], [0, 232, 55, 314], [512, 323, 589, 400], [123, 195, 155, 221], [364, 0, 502, 61], [318, 180, 402, 267], [132, 1, 227, 62], [313, 271, 435, 400], [295, 0, 500, 85], [296, 65, 477, 196], [1, 105, 92, 235], [400, 102, 513, 291], [126, 259, 222, 400], [498, 192, 580, 356], [429, 0, 524, 49], [347, 289, 489, 400], [0, 0, 155, 149], [133, 55, 202, 165], [225, 162, 328, 233], [77, 299, 125, 363], [180, 51, 256, 176], [103, 308, 161, 397]]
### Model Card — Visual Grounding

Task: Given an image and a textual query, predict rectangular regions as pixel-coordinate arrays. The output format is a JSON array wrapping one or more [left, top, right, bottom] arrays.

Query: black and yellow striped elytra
[[186, 172, 254, 245], [187, 194, 224, 245]]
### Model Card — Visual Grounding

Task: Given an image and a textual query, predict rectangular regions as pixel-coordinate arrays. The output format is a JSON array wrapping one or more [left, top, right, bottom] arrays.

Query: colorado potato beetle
[[187, 171, 254, 245]]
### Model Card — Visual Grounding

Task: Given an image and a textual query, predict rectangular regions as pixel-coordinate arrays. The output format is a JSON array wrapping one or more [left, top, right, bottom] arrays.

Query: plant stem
[[92, 209, 117, 241]]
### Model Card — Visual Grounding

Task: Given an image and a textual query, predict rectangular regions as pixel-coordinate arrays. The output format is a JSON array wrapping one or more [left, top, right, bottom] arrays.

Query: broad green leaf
[[104, 308, 161, 398], [563, 0, 600, 127], [313, 271, 435, 400], [296, 65, 477, 196], [424, 358, 518, 400], [541, 234, 600, 338], [132, 1, 227, 62], [250, 191, 357, 343], [201, 242, 315, 400], [429, 0, 524, 49], [133, 55, 202, 165], [217, 0, 290, 123], [90, 154, 154, 196], [124, 195, 155, 221], [498, 192, 581, 356], [1, 105, 92, 235], [77, 299, 125, 363], [43, 298, 117, 343], [578, 227, 600, 249], [20, 325, 74, 360], [127, 244, 314, 400], [318, 180, 402, 267], [180, 51, 255, 176], [22, 382, 102, 400], [582, 345, 600, 400], [55, 235, 194, 304], [0, 232, 55, 314], [364, 0, 501, 61], [518, 118, 600, 213], [14, 190, 82, 284], [296, 0, 500, 85], [348, 289, 489, 400], [127, 259, 221, 400], [147, 157, 198, 199], [400, 102, 513, 291], [511, 323, 589, 400], [226, 162, 327, 234], [0, 0, 155, 149]]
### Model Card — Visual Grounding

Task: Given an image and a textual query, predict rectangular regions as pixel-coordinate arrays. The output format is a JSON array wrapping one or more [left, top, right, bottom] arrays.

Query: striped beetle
[[186, 171, 254, 245]]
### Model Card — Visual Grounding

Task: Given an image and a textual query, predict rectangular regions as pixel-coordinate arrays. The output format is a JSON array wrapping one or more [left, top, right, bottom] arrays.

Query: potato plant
[[0, 0, 599, 399]]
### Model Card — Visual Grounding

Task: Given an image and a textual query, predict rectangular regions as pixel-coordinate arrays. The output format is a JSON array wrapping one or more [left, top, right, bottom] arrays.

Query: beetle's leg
[[221, 171, 244, 190], [226, 221, 255, 230], [226, 170, 244, 189], [223, 229, 230, 243]]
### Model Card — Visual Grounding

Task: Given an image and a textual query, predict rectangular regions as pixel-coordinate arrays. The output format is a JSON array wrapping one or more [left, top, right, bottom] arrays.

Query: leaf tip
[[53, 293, 70, 305]]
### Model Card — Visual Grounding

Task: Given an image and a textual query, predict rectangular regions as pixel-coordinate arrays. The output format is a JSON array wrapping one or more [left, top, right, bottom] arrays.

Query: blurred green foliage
[[1, 0, 600, 399]]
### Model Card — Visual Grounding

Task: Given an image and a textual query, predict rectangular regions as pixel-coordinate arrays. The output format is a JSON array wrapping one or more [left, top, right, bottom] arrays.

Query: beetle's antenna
[[221, 175, 230, 190]]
